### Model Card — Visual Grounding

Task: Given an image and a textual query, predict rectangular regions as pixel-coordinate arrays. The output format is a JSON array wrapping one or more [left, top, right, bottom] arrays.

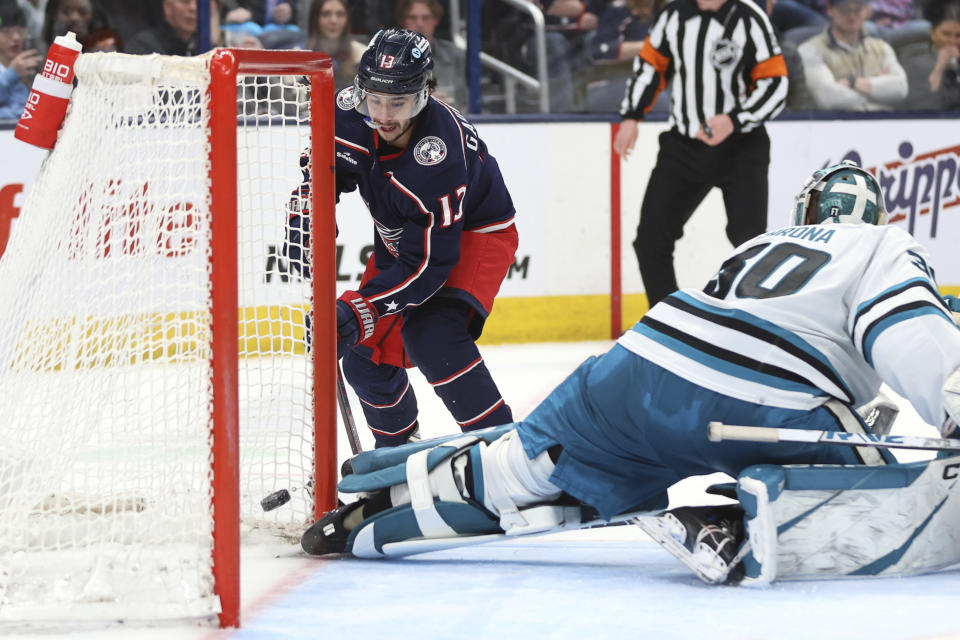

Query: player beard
[[374, 119, 415, 145]]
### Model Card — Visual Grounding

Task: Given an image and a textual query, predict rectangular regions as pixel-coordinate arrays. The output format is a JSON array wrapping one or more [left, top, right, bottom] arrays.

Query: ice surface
[[5, 341, 957, 640]]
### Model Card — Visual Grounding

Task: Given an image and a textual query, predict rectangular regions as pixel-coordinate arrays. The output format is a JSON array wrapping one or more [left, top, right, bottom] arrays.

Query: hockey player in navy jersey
[[286, 29, 518, 448], [301, 161, 960, 587]]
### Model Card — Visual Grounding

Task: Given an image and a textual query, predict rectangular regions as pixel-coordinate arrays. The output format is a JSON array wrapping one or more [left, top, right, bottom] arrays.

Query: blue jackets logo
[[336, 87, 358, 111], [413, 136, 447, 166]]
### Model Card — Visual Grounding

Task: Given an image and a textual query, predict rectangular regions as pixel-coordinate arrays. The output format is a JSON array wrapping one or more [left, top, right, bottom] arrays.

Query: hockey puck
[[260, 489, 291, 512]]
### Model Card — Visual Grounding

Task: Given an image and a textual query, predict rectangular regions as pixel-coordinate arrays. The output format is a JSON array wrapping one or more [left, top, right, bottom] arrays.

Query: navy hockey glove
[[336, 291, 378, 357]]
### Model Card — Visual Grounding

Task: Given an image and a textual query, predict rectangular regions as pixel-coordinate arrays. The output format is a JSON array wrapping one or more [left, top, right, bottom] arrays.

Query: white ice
[[6, 341, 959, 640]]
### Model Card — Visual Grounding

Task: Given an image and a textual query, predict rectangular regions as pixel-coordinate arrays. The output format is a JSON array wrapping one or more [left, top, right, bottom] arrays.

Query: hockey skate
[[634, 505, 745, 584], [301, 492, 392, 556]]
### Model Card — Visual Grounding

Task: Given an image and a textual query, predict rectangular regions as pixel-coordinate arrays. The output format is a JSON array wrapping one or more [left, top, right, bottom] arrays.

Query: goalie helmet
[[792, 160, 888, 226], [353, 29, 435, 120]]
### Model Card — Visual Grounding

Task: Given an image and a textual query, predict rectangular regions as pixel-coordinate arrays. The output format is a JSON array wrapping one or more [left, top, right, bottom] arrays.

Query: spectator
[[395, 0, 467, 108], [581, 0, 665, 111], [901, 0, 960, 109], [305, 0, 364, 88], [798, 0, 908, 110], [588, 0, 659, 64], [90, 1, 161, 46], [82, 25, 122, 51], [222, 0, 297, 27], [0, 3, 40, 119], [41, 0, 106, 50], [126, 0, 232, 55], [524, 0, 607, 112], [16, 0, 45, 45], [871, 0, 917, 28], [220, 0, 301, 47], [767, 0, 828, 33]]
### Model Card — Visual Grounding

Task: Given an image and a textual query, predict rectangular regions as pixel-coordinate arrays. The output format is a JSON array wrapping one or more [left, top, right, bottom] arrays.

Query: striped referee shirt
[[620, 0, 788, 136]]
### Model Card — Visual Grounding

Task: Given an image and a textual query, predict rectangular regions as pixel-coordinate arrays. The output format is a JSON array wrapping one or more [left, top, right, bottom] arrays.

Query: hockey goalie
[[301, 160, 960, 586]]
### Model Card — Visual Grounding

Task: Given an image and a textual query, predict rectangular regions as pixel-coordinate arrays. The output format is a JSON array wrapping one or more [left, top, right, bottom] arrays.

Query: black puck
[[260, 489, 291, 512]]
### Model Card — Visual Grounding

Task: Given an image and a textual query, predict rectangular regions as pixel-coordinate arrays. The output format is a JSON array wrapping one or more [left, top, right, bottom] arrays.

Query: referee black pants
[[633, 127, 770, 309]]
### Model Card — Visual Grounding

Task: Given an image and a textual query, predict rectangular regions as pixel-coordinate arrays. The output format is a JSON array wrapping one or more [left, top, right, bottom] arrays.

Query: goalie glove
[[336, 291, 378, 357], [856, 391, 899, 435]]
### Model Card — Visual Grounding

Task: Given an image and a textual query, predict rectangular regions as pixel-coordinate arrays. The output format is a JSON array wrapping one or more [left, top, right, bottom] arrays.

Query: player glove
[[336, 291, 378, 357]]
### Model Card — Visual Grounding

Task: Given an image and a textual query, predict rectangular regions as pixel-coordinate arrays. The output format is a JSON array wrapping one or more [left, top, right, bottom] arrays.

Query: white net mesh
[[0, 51, 319, 624]]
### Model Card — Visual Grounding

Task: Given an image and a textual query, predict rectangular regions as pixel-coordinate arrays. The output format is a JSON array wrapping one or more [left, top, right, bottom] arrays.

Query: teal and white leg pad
[[328, 425, 654, 558], [736, 455, 960, 585]]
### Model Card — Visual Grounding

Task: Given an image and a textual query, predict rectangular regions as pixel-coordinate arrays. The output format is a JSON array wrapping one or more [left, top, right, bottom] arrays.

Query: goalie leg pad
[[341, 423, 516, 480], [348, 500, 503, 558], [347, 434, 571, 557], [332, 429, 609, 558], [736, 456, 960, 585]]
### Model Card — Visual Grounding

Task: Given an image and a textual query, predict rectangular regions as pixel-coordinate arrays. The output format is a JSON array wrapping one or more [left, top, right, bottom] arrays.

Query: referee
[[614, 0, 788, 309]]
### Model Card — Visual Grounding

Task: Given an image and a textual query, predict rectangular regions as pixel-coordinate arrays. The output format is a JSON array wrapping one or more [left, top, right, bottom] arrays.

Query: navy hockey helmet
[[353, 29, 435, 120], [792, 160, 888, 226]]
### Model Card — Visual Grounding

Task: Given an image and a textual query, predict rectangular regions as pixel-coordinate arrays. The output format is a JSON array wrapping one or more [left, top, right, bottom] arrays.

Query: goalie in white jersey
[[301, 161, 960, 586]]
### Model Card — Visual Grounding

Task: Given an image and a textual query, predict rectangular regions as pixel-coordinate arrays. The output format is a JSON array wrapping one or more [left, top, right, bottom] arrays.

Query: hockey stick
[[337, 361, 362, 455], [707, 421, 960, 453]]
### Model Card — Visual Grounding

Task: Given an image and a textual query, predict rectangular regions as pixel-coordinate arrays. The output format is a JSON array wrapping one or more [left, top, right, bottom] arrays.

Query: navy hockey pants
[[342, 297, 513, 447]]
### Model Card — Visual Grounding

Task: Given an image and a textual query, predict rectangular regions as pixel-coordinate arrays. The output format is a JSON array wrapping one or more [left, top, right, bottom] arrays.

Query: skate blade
[[634, 514, 730, 584]]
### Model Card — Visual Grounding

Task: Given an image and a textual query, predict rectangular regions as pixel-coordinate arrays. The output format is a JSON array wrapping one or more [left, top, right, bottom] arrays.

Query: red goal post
[[209, 48, 337, 628]]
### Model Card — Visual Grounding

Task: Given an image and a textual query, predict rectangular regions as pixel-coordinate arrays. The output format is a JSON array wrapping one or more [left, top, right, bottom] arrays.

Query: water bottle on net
[[15, 31, 83, 150]]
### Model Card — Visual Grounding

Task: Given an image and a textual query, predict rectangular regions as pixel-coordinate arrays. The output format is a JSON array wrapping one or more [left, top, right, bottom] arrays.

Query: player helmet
[[353, 29, 435, 120], [792, 160, 888, 226]]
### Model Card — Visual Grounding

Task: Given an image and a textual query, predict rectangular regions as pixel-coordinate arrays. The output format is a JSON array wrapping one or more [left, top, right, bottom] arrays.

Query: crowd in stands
[[1, 0, 958, 116]]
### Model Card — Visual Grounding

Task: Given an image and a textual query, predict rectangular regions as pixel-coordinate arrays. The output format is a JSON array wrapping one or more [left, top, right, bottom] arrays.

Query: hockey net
[[0, 50, 336, 627]]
